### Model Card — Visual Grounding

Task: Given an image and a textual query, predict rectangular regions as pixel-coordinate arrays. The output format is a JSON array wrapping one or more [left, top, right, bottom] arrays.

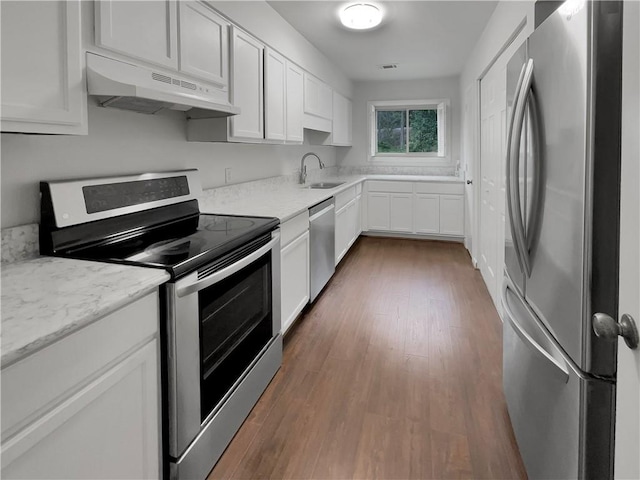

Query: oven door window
[[198, 253, 273, 420]]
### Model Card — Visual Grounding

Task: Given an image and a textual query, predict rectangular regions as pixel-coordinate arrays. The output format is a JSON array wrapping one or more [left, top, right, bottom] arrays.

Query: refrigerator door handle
[[506, 61, 528, 276], [502, 279, 570, 383], [525, 87, 543, 252], [508, 59, 535, 277]]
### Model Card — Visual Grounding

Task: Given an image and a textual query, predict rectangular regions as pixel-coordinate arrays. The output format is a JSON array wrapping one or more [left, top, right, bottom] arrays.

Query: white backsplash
[[338, 165, 457, 176], [200, 166, 339, 206]]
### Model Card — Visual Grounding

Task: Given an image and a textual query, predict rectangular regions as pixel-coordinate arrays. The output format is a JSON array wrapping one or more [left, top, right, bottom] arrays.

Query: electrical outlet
[[225, 168, 232, 184]]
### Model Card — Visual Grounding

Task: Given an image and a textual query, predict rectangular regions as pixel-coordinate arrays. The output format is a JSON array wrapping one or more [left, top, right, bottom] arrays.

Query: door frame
[[471, 19, 527, 307]]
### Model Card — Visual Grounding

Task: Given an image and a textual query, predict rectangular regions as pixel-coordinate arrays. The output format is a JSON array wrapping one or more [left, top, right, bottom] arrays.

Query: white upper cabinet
[[304, 73, 333, 120], [1, 0, 86, 135], [285, 61, 304, 144], [331, 91, 352, 146], [229, 26, 264, 141], [95, 0, 179, 70], [303, 72, 333, 132], [265, 48, 287, 142], [178, 1, 229, 88]]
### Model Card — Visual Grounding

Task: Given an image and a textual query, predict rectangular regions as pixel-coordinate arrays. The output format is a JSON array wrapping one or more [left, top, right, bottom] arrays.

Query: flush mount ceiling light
[[339, 3, 383, 30], [558, 0, 586, 19]]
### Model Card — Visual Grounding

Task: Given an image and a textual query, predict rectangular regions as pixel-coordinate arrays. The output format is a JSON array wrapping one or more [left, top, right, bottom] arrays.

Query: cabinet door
[[95, 0, 178, 70], [367, 193, 390, 231], [1, 340, 160, 480], [354, 194, 363, 238], [286, 62, 304, 143], [414, 194, 440, 234], [317, 80, 333, 120], [332, 91, 352, 146], [439, 195, 465, 235], [178, 1, 228, 87], [265, 48, 286, 142], [1, 0, 86, 135], [229, 27, 264, 141], [390, 194, 413, 232], [335, 204, 350, 265], [281, 231, 310, 333], [304, 73, 332, 120]]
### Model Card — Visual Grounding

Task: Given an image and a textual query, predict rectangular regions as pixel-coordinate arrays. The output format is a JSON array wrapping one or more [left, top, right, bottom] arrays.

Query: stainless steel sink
[[306, 182, 345, 189]]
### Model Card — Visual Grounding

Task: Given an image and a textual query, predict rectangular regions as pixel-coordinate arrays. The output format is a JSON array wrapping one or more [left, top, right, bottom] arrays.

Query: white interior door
[[479, 63, 507, 306], [615, 2, 639, 477]]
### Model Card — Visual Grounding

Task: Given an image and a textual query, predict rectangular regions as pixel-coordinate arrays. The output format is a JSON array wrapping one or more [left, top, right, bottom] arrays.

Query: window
[[369, 99, 449, 164]]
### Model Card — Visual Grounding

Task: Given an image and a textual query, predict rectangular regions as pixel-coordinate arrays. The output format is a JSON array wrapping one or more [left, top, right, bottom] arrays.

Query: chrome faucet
[[299, 152, 325, 184]]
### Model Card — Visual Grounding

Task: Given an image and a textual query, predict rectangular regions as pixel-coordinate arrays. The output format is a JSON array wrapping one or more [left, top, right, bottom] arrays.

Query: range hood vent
[[86, 53, 240, 117]]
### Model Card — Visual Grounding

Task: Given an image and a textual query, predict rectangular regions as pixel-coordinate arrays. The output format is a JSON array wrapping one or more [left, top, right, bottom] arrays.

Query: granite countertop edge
[[1, 257, 170, 368]]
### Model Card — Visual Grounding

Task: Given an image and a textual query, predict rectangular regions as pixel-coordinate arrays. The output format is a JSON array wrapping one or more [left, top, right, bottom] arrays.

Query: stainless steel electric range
[[39, 169, 282, 480]]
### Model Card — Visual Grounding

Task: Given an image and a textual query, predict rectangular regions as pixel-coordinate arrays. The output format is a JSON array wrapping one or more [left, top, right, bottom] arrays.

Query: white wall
[[459, 0, 535, 259], [339, 77, 461, 169], [0, 101, 338, 228]]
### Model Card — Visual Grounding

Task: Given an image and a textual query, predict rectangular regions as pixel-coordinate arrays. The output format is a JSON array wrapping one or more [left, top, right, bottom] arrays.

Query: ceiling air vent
[[378, 63, 398, 70]]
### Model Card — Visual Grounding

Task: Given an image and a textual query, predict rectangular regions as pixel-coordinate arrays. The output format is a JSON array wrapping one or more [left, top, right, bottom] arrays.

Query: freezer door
[[504, 44, 528, 297], [524, 3, 590, 367], [502, 277, 613, 479]]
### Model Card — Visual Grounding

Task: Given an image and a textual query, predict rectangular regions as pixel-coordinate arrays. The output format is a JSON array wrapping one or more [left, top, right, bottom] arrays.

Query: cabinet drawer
[[367, 180, 413, 193], [1, 292, 159, 441], [414, 182, 464, 195], [281, 211, 309, 248], [335, 186, 356, 210]]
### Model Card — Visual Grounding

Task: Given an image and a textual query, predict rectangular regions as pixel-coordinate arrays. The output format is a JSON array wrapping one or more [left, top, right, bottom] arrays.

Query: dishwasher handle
[[309, 197, 335, 219], [309, 204, 334, 221]]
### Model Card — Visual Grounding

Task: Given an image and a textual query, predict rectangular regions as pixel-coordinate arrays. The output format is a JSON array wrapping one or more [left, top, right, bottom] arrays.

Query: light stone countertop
[[200, 174, 463, 222], [0, 173, 461, 367], [1, 257, 169, 367]]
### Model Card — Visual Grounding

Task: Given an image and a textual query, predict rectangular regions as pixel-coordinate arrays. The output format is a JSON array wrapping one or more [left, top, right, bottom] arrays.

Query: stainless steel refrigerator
[[502, 2, 624, 479]]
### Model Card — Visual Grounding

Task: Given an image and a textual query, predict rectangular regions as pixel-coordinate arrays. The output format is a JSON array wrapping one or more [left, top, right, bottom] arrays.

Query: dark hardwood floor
[[208, 237, 527, 480]]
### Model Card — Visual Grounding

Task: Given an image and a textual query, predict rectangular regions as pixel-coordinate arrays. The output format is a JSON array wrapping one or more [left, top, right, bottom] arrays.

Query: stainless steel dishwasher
[[309, 197, 335, 302]]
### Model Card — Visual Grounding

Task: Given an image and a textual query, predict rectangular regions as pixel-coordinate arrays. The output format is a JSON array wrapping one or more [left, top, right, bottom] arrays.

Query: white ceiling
[[268, 1, 498, 82]]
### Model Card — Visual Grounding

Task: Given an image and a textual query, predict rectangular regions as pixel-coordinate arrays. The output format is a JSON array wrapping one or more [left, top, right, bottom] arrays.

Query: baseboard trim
[[362, 231, 464, 243]]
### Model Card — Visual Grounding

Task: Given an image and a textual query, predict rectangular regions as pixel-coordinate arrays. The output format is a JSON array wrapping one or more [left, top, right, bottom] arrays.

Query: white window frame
[[368, 99, 451, 166]]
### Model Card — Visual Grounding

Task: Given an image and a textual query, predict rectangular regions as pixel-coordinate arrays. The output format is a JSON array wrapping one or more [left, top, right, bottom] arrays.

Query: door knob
[[592, 313, 639, 350], [466, 180, 473, 185]]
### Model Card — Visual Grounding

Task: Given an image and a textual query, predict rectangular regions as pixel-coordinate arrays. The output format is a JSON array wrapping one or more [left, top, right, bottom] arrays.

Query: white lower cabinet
[[280, 215, 310, 333], [439, 195, 465, 235], [366, 181, 464, 238], [1, 292, 161, 480], [367, 193, 391, 231], [414, 194, 440, 234], [390, 194, 413, 232], [335, 189, 362, 266], [354, 194, 363, 238], [335, 202, 350, 265]]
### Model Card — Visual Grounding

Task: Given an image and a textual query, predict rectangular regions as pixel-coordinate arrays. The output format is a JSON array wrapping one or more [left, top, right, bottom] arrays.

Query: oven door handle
[[176, 231, 280, 298]]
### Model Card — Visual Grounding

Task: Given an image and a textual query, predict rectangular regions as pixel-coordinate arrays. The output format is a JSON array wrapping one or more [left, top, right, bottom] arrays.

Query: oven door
[[166, 229, 281, 459]]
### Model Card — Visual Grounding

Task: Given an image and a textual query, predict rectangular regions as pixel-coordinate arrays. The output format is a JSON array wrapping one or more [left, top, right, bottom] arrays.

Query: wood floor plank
[[206, 237, 526, 480]]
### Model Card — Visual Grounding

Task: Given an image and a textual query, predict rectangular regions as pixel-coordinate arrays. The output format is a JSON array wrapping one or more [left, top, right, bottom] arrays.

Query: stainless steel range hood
[[86, 53, 240, 117]]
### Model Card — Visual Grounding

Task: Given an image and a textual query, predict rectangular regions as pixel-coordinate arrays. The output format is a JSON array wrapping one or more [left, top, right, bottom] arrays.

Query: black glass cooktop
[[64, 213, 279, 279]]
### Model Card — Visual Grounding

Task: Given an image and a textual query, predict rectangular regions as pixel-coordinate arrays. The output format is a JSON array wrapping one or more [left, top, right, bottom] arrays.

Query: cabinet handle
[[466, 180, 473, 185]]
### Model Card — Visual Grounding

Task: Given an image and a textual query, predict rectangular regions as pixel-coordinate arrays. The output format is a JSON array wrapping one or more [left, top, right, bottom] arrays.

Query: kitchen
[[1, 1, 638, 479]]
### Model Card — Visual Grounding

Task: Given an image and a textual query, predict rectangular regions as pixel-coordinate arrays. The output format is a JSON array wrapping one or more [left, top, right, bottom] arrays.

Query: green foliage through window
[[376, 108, 440, 155]]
